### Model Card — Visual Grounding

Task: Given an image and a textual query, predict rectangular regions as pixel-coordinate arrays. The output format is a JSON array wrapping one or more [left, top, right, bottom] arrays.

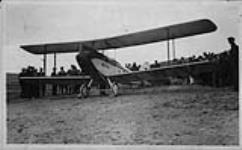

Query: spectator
[[125, 63, 132, 70], [67, 65, 80, 76], [150, 60, 160, 68], [37, 67, 45, 76], [228, 37, 239, 91], [58, 66, 67, 94], [58, 66, 67, 76], [51, 67, 57, 95], [19, 68, 28, 98], [26, 66, 37, 98], [130, 62, 141, 71], [35, 67, 45, 97], [51, 67, 57, 76], [66, 65, 80, 94]]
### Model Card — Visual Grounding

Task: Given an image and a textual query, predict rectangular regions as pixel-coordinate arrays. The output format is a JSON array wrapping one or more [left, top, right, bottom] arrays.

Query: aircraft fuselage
[[76, 51, 129, 86]]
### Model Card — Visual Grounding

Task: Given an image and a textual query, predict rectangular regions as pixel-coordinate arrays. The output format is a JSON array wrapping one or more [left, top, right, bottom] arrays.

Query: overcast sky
[[2, 0, 241, 74]]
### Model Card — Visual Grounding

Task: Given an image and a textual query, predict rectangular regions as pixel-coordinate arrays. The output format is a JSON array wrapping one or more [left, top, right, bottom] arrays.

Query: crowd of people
[[125, 51, 218, 71], [51, 65, 83, 96], [125, 62, 141, 71], [18, 66, 44, 98], [19, 65, 83, 98], [19, 66, 45, 77]]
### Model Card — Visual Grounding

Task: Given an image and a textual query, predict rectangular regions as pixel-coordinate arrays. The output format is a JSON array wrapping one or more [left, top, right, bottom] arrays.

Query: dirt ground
[[7, 85, 239, 145]]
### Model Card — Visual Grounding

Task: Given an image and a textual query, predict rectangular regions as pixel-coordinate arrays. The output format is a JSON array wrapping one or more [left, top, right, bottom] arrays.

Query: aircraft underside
[[75, 51, 126, 98]]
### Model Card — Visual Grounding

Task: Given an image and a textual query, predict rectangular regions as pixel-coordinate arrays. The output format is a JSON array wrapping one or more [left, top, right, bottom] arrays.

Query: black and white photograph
[[1, 0, 241, 148]]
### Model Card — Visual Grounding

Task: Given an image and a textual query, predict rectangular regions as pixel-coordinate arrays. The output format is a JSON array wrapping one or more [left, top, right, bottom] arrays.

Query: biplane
[[20, 19, 217, 98]]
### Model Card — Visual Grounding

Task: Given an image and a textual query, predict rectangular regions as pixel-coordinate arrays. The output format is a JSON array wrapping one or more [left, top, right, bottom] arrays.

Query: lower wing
[[19, 76, 91, 85], [109, 61, 215, 85]]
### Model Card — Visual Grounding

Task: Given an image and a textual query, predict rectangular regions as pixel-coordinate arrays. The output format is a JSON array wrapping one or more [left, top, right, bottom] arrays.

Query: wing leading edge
[[21, 19, 217, 54]]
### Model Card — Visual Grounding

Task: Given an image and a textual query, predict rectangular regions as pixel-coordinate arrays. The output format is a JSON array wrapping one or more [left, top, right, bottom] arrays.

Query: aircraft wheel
[[113, 83, 118, 97], [77, 86, 89, 99], [82, 86, 90, 98]]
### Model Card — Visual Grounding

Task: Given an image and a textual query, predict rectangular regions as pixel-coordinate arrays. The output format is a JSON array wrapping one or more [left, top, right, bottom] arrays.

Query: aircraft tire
[[82, 86, 90, 98]]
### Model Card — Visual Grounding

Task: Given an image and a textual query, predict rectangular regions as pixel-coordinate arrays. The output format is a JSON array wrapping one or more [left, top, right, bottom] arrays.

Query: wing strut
[[167, 40, 170, 63], [53, 53, 57, 74], [166, 29, 170, 63], [43, 45, 47, 76], [165, 28, 176, 64], [172, 39, 176, 59]]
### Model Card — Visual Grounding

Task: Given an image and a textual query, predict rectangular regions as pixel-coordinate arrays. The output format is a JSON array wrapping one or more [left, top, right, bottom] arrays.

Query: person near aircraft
[[125, 63, 131, 70], [51, 67, 57, 95], [36, 67, 45, 97], [228, 37, 239, 91], [19, 68, 28, 98], [67, 65, 81, 94], [27, 66, 38, 98], [58, 66, 67, 94], [37, 67, 45, 76], [130, 62, 141, 71], [150, 60, 160, 68]]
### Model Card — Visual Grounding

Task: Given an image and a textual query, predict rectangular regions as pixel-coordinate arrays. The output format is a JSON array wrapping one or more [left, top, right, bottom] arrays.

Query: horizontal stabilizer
[[21, 19, 217, 54]]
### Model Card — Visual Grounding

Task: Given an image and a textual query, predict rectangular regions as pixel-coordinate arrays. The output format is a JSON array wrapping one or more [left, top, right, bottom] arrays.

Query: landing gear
[[77, 78, 119, 98], [188, 75, 194, 85], [107, 78, 119, 97], [77, 79, 93, 98]]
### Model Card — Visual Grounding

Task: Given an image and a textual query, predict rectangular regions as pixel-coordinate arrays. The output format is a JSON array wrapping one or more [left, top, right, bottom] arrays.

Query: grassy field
[[7, 85, 238, 145]]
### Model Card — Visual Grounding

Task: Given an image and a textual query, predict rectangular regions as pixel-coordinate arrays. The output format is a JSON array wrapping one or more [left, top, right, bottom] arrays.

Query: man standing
[[51, 67, 57, 95], [19, 68, 27, 98], [228, 37, 239, 91], [58, 66, 67, 94]]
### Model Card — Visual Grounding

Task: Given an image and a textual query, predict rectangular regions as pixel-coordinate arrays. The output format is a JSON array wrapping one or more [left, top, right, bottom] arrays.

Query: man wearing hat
[[228, 37, 239, 91]]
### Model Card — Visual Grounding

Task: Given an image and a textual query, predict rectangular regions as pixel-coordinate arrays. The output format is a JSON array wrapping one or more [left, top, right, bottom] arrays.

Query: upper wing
[[21, 19, 217, 54], [109, 61, 215, 84]]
